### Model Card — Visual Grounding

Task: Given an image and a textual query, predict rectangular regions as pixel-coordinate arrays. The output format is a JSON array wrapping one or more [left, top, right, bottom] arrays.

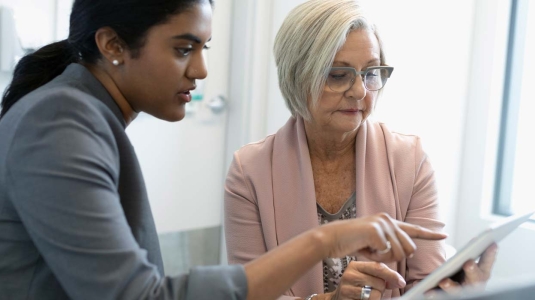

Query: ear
[[94, 27, 125, 66]]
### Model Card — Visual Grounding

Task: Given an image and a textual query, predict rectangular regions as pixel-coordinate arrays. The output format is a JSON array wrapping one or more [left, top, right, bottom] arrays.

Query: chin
[[157, 108, 186, 122], [338, 119, 363, 131], [168, 112, 186, 122], [334, 119, 363, 133]]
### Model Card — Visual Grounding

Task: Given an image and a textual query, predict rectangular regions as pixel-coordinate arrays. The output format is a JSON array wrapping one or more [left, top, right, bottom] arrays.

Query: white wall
[[0, 0, 57, 96], [261, 0, 476, 245], [0, 0, 56, 47]]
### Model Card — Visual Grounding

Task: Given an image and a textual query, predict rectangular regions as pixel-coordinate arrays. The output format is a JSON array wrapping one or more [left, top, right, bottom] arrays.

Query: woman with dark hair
[[0, 0, 446, 299]]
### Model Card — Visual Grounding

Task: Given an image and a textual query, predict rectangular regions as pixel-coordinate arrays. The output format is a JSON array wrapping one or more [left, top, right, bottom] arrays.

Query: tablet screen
[[400, 211, 535, 300]]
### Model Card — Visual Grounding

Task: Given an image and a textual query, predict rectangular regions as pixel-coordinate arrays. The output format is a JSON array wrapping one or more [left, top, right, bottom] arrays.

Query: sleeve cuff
[[186, 264, 248, 300]]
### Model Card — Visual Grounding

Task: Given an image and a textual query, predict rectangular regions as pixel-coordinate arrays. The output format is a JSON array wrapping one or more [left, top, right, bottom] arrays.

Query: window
[[493, 0, 535, 215]]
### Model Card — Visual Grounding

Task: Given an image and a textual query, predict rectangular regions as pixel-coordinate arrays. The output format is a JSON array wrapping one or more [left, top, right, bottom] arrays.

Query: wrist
[[313, 293, 334, 300], [304, 293, 332, 300], [310, 226, 330, 259]]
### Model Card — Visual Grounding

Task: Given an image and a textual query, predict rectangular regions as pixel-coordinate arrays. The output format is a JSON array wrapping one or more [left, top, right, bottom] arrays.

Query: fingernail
[[408, 253, 414, 259], [468, 263, 476, 271], [443, 281, 451, 288], [398, 277, 406, 287]]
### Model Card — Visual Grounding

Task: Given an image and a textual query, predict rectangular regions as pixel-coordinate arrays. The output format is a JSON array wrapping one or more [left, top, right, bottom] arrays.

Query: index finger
[[396, 222, 448, 240]]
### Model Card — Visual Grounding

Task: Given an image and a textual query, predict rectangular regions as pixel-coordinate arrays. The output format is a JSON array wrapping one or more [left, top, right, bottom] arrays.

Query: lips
[[179, 86, 196, 94]]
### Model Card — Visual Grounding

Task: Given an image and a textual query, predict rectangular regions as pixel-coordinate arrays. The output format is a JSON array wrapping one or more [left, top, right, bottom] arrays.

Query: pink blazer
[[224, 116, 446, 299]]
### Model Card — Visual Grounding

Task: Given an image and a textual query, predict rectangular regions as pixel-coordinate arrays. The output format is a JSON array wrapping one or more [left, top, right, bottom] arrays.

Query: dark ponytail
[[1, 40, 76, 117], [0, 0, 213, 118]]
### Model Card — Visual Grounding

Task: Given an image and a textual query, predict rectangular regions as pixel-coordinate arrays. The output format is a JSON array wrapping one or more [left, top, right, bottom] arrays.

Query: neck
[[304, 120, 357, 162], [84, 63, 138, 126]]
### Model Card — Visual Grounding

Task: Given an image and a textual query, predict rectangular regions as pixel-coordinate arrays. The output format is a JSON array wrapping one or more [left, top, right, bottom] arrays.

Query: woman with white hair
[[224, 0, 497, 299]]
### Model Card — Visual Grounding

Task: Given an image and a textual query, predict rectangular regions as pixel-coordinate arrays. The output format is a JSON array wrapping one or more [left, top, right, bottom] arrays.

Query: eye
[[175, 47, 193, 57], [365, 70, 380, 78], [329, 71, 351, 81]]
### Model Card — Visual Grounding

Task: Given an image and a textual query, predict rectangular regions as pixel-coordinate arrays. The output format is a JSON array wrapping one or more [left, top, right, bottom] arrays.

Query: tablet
[[400, 210, 535, 300]]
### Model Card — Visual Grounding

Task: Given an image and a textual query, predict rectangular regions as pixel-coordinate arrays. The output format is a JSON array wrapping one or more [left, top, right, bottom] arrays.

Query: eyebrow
[[332, 58, 380, 67], [171, 33, 211, 44]]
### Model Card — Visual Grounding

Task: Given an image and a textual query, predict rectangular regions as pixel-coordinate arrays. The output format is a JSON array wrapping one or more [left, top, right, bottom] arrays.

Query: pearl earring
[[112, 60, 120, 66]]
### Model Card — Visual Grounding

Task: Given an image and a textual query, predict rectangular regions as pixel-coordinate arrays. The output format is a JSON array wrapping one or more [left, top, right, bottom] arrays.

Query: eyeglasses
[[325, 66, 394, 92]]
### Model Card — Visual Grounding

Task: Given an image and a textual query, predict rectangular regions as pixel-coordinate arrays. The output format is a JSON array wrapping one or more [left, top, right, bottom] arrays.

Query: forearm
[[244, 228, 327, 300]]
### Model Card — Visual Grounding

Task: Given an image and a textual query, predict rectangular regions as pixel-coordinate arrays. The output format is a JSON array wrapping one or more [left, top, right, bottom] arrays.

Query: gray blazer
[[0, 64, 247, 300]]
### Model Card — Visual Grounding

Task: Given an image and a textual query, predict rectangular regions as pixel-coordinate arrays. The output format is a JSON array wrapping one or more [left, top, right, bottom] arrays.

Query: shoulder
[[369, 120, 423, 151], [232, 116, 302, 166], [232, 134, 276, 167], [1, 85, 120, 167], [369, 120, 421, 145], [366, 120, 426, 165], [26, 85, 111, 121], [5, 85, 116, 138]]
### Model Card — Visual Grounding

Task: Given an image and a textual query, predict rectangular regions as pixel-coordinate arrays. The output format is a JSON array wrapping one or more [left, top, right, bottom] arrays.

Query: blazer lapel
[[355, 120, 398, 219], [354, 120, 399, 299], [271, 116, 323, 295]]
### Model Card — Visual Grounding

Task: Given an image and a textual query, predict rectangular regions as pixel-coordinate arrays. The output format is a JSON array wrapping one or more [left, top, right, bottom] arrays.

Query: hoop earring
[[112, 60, 120, 66]]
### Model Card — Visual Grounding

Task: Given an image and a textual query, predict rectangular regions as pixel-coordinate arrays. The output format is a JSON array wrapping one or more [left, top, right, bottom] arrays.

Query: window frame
[[454, 0, 535, 285], [493, 0, 530, 216]]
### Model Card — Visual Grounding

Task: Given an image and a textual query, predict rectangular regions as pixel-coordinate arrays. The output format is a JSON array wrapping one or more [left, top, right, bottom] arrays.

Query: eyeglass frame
[[325, 66, 394, 92]]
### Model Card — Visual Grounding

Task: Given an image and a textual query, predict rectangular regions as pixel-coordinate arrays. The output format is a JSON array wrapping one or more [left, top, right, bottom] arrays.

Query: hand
[[320, 212, 447, 262], [325, 261, 406, 300], [243, 213, 445, 300], [437, 243, 498, 293]]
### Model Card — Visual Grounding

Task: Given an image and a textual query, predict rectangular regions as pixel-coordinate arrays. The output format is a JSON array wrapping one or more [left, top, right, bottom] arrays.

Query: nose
[[345, 75, 366, 100], [187, 52, 208, 80]]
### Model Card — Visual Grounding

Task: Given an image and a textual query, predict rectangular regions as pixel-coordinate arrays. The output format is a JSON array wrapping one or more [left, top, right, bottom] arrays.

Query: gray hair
[[273, 0, 386, 120]]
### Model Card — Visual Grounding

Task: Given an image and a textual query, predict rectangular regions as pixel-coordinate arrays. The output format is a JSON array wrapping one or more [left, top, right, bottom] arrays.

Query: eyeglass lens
[[326, 68, 390, 92]]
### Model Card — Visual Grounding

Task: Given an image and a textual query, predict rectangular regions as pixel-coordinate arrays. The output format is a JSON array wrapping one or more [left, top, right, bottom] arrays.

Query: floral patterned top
[[317, 192, 357, 293]]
